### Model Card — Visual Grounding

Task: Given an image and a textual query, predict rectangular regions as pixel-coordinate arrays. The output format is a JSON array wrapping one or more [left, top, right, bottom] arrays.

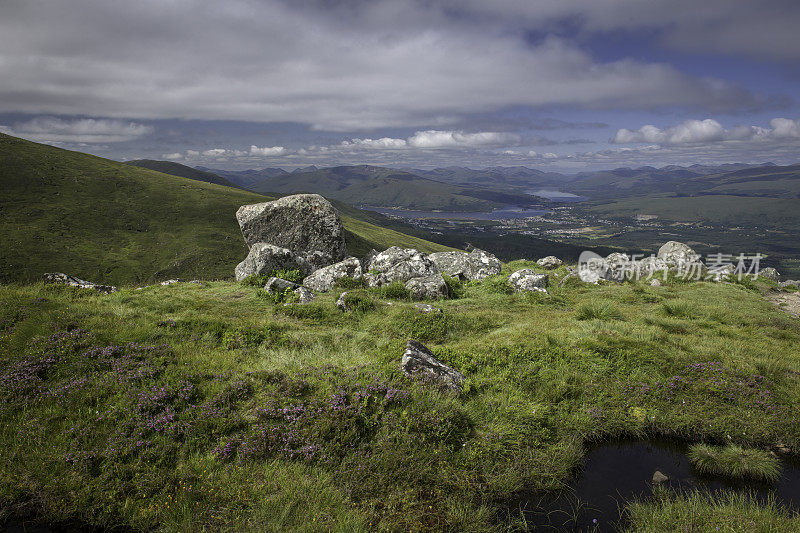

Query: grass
[[0, 133, 452, 285], [687, 443, 781, 482], [625, 490, 800, 532], [1, 271, 799, 531]]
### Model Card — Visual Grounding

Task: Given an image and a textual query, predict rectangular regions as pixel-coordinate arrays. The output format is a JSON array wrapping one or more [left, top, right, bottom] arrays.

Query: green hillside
[[0, 134, 451, 285], [125, 160, 241, 189], [249, 165, 530, 212]]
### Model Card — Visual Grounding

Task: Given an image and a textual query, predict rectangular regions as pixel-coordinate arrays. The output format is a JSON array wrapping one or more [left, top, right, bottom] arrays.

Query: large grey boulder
[[537, 256, 563, 269], [603, 252, 633, 281], [405, 274, 449, 300], [508, 269, 549, 292], [43, 273, 117, 294], [302, 257, 362, 292], [401, 340, 464, 391], [234, 243, 313, 282], [429, 249, 502, 281], [364, 247, 439, 287], [236, 194, 346, 266], [658, 241, 701, 268]]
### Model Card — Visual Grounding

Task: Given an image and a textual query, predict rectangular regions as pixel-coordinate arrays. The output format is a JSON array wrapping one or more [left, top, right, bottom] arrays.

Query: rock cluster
[[43, 272, 117, 294]]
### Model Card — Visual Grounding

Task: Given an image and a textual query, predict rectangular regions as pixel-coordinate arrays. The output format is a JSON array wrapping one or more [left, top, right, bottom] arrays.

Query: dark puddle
[[502, 438, 800, 532]]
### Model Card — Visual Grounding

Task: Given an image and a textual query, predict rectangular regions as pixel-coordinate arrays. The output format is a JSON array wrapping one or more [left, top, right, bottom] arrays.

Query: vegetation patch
[[688, 443, 781, 481]]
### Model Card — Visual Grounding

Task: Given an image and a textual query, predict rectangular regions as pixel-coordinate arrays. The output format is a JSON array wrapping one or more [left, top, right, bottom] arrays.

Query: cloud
[[0, 116, 152, 143], [340, 130, 519, 150], [613, 118, 800, 145], [249, 145, 286, 156], [0, 1, 775, 131], [162, 152, 183, 160], [202, 148, 227, 157]]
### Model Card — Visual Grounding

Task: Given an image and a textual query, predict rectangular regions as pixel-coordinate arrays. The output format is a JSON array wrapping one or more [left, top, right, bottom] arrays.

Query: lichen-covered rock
[[637, 256, 669, 280], [236, 194, 346, 263], [401, 340, 464, 391], [234, 243, 313, 282], [536, 256, 563, 269], [578, 269, 601, 284], [362, 249, 379, 272], [302, 257, 362, 293], [429, 248, 502, 281], [604, 252, 632, 281], [336, 291, 350, 311], [707, 263, 736, 282], [658, 241, 701, 268], [649, 278, 662, 287], [43, 273, 117, 294], [508, 269, 549, 292], [160, 279, 184, 286], [364, 247, 439, 287], [760, 267, 780, 281], [414, 303, 442, 314], [265, 277, 299, 294], [293, 286, 315, 304], [405, 274, 448, 300]]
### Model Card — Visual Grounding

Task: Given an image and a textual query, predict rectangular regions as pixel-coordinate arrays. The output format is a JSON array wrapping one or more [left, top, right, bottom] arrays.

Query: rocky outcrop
[[537, 256, 563, 269], [429, 249, 501, 281], [364, 247, 439, 287], [405, 274, 448, 300], [362, 249, 379, 272], [43, 273, 117, 294], [234, 243, 313, 282], [508, 269, 549, 292], [236, 194, 346, 266], [265, 277, 299, 294], [401, 340, 464, 391], [302, 257, 362, 292]]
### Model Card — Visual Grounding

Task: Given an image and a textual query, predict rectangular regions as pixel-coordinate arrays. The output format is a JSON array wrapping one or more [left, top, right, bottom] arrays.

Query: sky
[[1, 0, 799, 171]]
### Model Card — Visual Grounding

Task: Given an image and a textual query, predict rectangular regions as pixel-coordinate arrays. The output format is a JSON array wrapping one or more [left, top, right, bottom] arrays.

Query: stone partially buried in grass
[[401, 339, 464, 391], [405, 274, 448, 300]]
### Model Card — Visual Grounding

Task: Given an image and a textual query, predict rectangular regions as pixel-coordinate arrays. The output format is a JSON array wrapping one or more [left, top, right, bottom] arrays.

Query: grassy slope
[[125, 160, 242, 189], [1, 271, 799, 531], [0, 134, 451, 285], [250, 165, 502, 212]]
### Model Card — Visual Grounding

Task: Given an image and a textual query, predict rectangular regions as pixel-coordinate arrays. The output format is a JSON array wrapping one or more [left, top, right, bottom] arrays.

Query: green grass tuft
[[688, 443, 781, 482], [575, 301, 625, 321]]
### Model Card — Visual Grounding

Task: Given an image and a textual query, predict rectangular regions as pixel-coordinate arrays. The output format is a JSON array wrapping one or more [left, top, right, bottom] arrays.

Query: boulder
[[264, 277, 299, 294], [362, 249, 379, 271], [658, 241, 701, 268], [428, 249, 501, 281], [707, 263, 735, 282], [42, 273, 117, 294], [401, 340, 464, 391], [234, 243, 313, 282], [578, 268, 601, 284], [405, 274, 449, 300], [335, 291, 350, 311], [604, 252, 632, 281], [236, 194, 346, 265], [508, 269, 549, 292], [302, 257, 362, 292], [364, 247, 439, 287], [649, 279, 662, 287], [760, 267, 780, 281], [537, 256, 563, 269]]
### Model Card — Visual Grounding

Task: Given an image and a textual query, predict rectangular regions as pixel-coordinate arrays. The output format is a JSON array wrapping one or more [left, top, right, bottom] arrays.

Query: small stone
[[537, 256, 563, 269], [336, 291, 349, 311], [414, 303, 442, 314], [160, 278, 184, 286], [264, 277, 299, 294], [652, 470, 670, 485], [508, 269, 549, 292], [293, 286, 315, 304], [649, 279, 662, 287]]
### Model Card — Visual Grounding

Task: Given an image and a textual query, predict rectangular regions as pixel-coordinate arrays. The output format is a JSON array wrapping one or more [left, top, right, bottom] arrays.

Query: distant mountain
[[248, 164, 544, 212], [126, 160, 241, 189], [410, 166, 569, 190], [196, 166, 288, 189]]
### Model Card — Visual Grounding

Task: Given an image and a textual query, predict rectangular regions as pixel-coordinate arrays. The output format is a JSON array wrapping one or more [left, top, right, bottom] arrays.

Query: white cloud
[[407, 130, 519, 148], [0, 116, 152, 143], [249, 145, 286, 156], [341, 137, 408, 149], [162, 152, 183, 160], [613, 118, 800, 146], [202, 148, 227, 157], [0, 1, 770, 131]]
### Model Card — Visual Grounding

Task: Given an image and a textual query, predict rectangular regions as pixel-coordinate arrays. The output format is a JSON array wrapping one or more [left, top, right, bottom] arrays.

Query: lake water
[[528, 189, 587, 202], [502, 438, 800, 532], [364, 205, 549, 220]]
